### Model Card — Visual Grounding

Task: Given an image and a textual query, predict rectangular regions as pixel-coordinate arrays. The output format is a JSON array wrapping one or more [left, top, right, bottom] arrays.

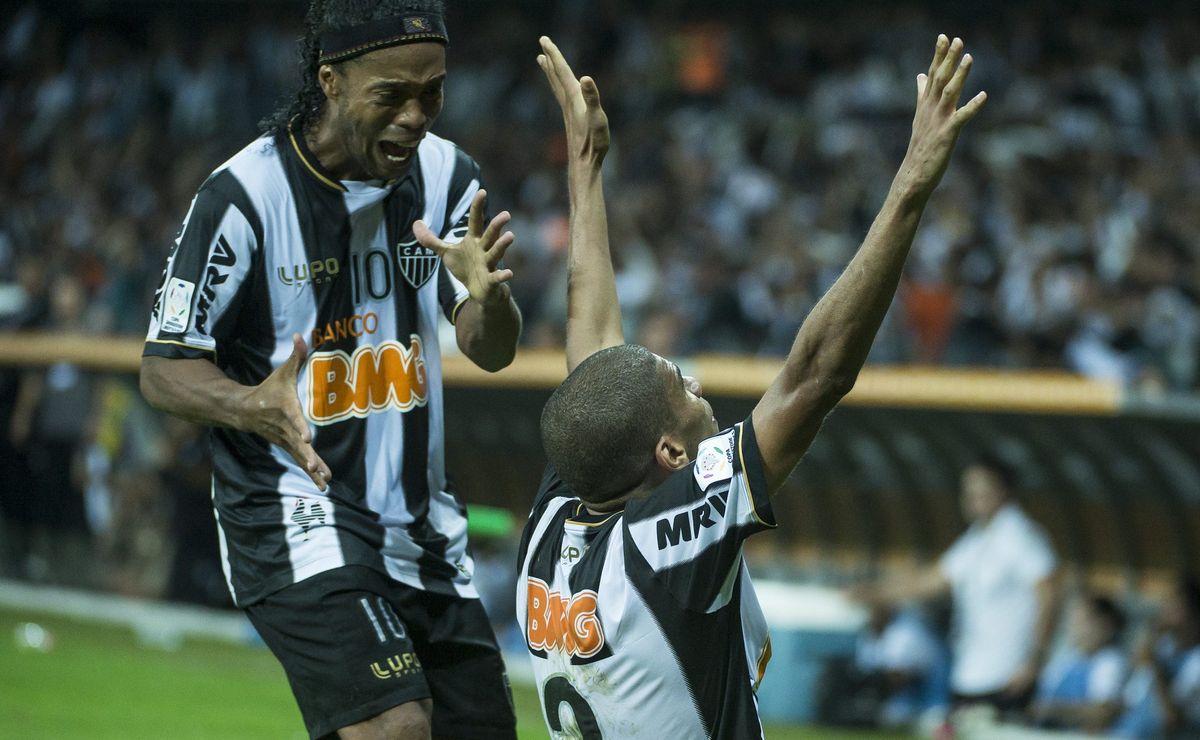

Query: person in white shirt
[[1030, 593, 1128, 732], [853, 456, 1062, 713]]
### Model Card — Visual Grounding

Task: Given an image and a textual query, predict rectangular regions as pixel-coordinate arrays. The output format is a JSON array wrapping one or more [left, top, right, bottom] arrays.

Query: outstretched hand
[[898, 35, 988, 200], [413, 190, 515, 307], [537, 36, 609, 169], [242, 333, 331, 491]]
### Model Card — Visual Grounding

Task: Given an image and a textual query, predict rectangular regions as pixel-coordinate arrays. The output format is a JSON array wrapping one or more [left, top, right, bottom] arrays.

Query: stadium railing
[[1, 331, 1197, 586]]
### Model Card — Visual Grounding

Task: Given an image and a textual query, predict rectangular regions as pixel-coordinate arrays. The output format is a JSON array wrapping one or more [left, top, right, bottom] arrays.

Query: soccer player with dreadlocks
[[140, 2, 520, 737]]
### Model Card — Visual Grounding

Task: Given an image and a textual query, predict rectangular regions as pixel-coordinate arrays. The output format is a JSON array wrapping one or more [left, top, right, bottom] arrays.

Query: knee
[[339, 699, 432, 740]]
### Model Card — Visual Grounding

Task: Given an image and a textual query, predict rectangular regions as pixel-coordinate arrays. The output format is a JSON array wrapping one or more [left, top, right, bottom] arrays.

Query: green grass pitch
[[0, 607, 896, 738]]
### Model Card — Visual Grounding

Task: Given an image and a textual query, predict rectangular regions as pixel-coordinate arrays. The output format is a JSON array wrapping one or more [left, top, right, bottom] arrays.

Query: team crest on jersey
[[396, 237, 439, 289]]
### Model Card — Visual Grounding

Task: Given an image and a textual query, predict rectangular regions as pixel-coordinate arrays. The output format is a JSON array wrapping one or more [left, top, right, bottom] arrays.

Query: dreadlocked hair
[[260, 0, 446, 136]]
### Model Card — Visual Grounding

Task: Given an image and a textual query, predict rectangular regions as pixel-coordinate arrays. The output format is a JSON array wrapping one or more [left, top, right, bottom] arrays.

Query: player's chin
[[373, 147, 415, 178]]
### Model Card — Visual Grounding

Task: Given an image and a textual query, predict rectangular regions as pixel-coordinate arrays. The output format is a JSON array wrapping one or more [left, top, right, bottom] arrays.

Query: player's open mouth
[[380, 141, 415, 164]]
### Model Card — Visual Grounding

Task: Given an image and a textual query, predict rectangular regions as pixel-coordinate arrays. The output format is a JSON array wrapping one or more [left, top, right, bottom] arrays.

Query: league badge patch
[[161, 278, 196, 334]]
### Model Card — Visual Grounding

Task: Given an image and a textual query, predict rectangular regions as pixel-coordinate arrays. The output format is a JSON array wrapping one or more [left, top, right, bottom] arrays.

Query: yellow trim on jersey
[[145, 338, 215, 354], [737, 422, 772, 527], [753, 635, 772, 690], [566, 502, 619, 528], [288, 126, 347, 193], [449, 295, 470, 326]]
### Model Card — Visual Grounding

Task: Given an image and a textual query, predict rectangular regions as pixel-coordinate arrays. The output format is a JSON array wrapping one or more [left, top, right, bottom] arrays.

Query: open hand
[[413, 190, 514, 307], [537, 36, 609, 169], [897, 35, 988, 201], [241, 333, 331, 491]]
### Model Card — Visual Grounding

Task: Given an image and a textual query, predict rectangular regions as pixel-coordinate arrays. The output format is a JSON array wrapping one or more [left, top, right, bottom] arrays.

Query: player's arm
[[139, 180, 331, 490], [537, 37, 623, 373], [752, 35, 986, 493], [140, 335, 331, 491], [453, 279, 522, 373], [414, 191, 521, 373], [850, 564, 951, 605]]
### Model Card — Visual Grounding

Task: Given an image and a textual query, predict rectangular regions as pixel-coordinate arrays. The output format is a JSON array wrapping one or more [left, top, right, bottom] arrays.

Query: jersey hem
[[143, 338, 217, 361]]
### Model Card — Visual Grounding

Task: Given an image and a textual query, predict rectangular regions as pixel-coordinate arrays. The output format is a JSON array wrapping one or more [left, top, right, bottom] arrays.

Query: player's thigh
[[246, 566, 431, 740], [391, 585, 517, 740]]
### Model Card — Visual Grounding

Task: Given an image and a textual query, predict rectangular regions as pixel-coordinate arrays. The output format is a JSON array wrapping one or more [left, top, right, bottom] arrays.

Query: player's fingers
[[490, 268, 514, 286], [280, 332, 307, 379], [487, 231, 515, 266], [480, 210, 512, 247], [580, 76, 603, 112], [916, 73, 928, 99], [537, 52, 566, 105], [933, 37, 963, 94], [295, 443, 330, 491], [942, 53, 972, 107], [927, 34, 948, 82], [411, 219, 448, 254], [540, 36, 580, 96], [286, 400, 312, 444], [468, 189, 488, 238], [952, 90, 988, 128]]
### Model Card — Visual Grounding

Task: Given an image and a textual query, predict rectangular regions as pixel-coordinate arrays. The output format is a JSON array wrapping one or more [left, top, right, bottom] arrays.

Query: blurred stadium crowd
[[1, 1, 1199, 736], [1, 2, 1199, 387]]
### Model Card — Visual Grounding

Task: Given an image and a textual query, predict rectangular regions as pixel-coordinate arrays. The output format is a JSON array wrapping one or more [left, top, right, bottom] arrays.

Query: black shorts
[[246, 565, 516, 740]]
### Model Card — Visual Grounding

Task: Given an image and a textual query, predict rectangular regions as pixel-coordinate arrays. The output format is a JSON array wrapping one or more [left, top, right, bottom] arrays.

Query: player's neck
[[306, 113, 365, 181]]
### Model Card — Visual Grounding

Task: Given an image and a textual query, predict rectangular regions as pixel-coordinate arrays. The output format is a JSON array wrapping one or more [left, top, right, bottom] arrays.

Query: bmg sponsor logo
[[525, 579, 605, 659], [306, 336, 427, 425]]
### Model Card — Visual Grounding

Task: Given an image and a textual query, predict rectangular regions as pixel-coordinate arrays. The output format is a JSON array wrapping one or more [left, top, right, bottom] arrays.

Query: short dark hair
[[1085, 594, 1125, 643], [970, 452, 1018, 493], [260, 0, 446, 136], [541, 345, 676, 504]]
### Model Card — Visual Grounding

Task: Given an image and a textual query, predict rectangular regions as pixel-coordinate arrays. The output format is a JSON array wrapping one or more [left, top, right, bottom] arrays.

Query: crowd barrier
[[2, 332, 1197, 579]]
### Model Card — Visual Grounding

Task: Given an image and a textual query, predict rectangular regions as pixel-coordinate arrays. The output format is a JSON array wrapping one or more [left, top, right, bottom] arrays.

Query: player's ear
[[654, 435, 690, 472], [318, 64, 341, 100]]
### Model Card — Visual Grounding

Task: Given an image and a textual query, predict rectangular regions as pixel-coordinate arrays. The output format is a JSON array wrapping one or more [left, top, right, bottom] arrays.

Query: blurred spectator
[[7, 273, 96, 584], [1115, 577, 1200, 738], [0, 2, 1198, 388], [852, 456, 1061, 716], [825, 606, 945, 729], [1029, 593, 1128, 732]]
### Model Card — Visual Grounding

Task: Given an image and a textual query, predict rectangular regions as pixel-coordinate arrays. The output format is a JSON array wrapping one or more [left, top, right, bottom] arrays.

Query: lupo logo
[[307, 336, 427, 425], [278, 258, 340, 286]]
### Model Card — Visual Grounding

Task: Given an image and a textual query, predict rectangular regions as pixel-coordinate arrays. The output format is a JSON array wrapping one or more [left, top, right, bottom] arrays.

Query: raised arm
[[752, 35, 987, 492], [537, 37, 623, 373]]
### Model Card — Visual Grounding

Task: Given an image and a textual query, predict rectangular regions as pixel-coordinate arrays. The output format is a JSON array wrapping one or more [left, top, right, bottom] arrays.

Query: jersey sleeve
[[624, 418, 776, 612], [143, 172, 261, 360], [436, 147, 482, 324]]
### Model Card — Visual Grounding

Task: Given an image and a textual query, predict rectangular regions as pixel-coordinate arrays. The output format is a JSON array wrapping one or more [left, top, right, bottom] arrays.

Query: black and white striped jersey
[[144, 124, 482, 606], [516, 419, 776, 740]]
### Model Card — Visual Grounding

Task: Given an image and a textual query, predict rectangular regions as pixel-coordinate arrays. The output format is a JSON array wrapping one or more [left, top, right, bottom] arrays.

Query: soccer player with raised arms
[[520, 35, 986, 738], [140, 1, 520, 738]]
